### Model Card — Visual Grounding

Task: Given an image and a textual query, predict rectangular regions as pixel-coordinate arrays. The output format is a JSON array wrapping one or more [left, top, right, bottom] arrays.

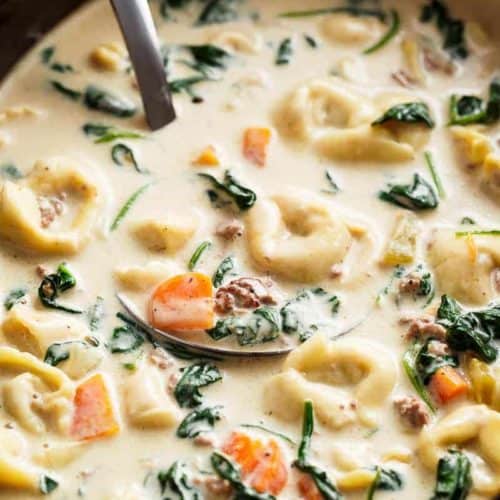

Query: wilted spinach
[[87, 296, 105, 331], [84, 85, 136, 117], [210, 452, 275, 500], [82, 122, 144, 143], [212, 256, 235, 287], [157, 461, 201, 499], [367, 466, 404, 500], [39, 475, 59, 495], [174, 362, 222, 408], [111, 143, 147, 173], [169, 75, 210, 103], [430, 450, 472, 500], [420, 0, 467, 59], [50, 80, 82, 100], [109, 322, 144, 354], [0, 163, 23, 180], [188, 241, 212, 271], [416, 338, 458, 384], [378, 173, 438, 210], [293, 401, 343, 500], [372, 102, 435, 128], [436, 295, 499, 363], [177, 405, 222, 438], [38, 263, 81, 314], [3, 287, 27, 311], [199, 170, 256, 211], [276, 38, 293, 65], [187, 44, 231, 71], [197, 0, 239, 25]]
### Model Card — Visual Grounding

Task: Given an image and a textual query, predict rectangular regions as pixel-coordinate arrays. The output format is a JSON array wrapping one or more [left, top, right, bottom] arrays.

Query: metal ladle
[[110, 0, 176, 130]]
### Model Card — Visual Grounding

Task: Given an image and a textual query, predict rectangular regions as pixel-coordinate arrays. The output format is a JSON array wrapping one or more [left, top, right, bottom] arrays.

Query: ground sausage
[[216, 218, 244, 241], [394, 396, 430, 428], [405, 317, 447, 341]]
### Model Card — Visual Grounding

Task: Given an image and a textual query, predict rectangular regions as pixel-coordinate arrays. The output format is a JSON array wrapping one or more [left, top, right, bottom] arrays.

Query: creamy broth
[[0, 0, 499, 498]]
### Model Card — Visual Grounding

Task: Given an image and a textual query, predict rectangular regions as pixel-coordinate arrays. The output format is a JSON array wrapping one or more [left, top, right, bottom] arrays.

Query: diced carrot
[[223, 432, 288, 495], [242, 127, 272, 167], [192, 145, 219, 167], [71, 374, 119, 441], [149, 272, 214, 332], [429, 366, 469, 404], [298, 474, 322, 500]]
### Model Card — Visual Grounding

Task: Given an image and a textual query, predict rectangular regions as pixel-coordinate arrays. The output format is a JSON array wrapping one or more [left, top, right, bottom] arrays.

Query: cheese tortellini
[[114, 260, 181, 291], [124, 365, 180, 428], [246, 189, 353, 282], [2, 304, 89, 358], [320, 13, 384, 45], [418, 405, 500, 495], [0, 347, 74, 434], [0, 157, 102, 254], [274, 78, 431, 162], [264, 333, 397, 428], [427, 228, 500, 305]]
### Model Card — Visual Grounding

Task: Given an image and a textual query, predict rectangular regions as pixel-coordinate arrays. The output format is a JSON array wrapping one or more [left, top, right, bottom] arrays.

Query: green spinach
[[363, 10, 400, 55], [40, 46, 55, 64], [38, 263, 81, 314], [293, 401, 343, 500], [276, 38, 293, 65], [39, 475, 58, 495], [84, 85, 136, 117], [0, 163, 23, 180], [174, 362, 222, 408], [372, 102, 435, 128], [87, 296, 105, 331], [188, 241, 212, 271], [199, 170, 257, 211], [197, 0, 239, 25], [416, 338, 458, 384], [324, 169, 340, 194], [378, 173, 438, 210], [430, 450, 472, 500], [82, 122, 144, 143], [3, 287, 27, 311], [157, 461, 201, 499], [111, 143, 147, 173], [212, 256, 235, 287], [187, 44, 231, 70], [110, 182, 151, 231], [210, 452, 276, 500], [109, 323, 144, 354], [304, 34, 318, 48], [169, 76, 210, 103], [50, 80, 82, 101], [177, 405, 222, 438]]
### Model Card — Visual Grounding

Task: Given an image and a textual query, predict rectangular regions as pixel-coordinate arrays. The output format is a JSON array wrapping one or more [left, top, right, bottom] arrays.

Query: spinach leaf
[[50, 80, 82, 101], [324, 169, 340, 194], [87, 296, 105, 331], [276, 38, 293, 65], [485, 77, 500, 123], [169, 76, 210, 103], [293, 401, 343, 500], [199, 170, 257, 211], [109, 324, 144, 354], [111, 143, 147, 173], [82, 122, 144, 143], [110, 182, 151, 231], [402, 341, 435, 412], [460, 217, 476, 225], [436, 295, 498, 362], [44, 341, 74, 366], [187, 44, 231, 70], [38, 263, 81, 314], [84, 85, 136, 117], [431, 450, 472, 500], [210, 452, 276, 500], [363, 9, 400, 55], [279, 6, 386, 21], [174, 362, 222, 408], [375, 468, 404, 491], [188, 241, 212, 271], [372, 102, 435, 128], [304, 34, 318, 48], [206, 307, 281, 345], [3, 287, 27, 311], [420, 0, 468, 59], [378, 173, 438, 210], [158, 461, 201, 499], [416, 339, 458, 384], [424, 151, 446, 199], [40, 46, 55, 64], [177, 405, 222, 438], [39, 475, 58, 495], [212, 256, 235, 287], [50, 62, 73, 73], [197, 0, 239, 25], [0, 163, 23, 180]]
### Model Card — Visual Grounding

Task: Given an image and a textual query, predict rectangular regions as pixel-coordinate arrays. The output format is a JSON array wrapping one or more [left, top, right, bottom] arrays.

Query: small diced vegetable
[[192, 145, 220, 166], [429, 366, 468, 404], [468, 358, 500, 410], [242, 127, 272, 167], [71, 374, 119, 440], [382, 212, 418, 265], [149, 272, 214, 331]]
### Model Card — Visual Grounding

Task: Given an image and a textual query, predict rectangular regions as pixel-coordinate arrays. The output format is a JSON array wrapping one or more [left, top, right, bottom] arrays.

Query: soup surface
[[0, 0, 499, 498]]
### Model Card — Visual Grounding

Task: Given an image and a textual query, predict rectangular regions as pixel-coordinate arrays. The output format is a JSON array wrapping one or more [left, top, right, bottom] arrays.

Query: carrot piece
[[71, 374, 119, 441], [149, 272, 214, 332], [429, 366, 469, 404], [193, 145, 219, 166], [223, 432, 288, 495], [243, 127, 272, 167], [298, 474, 322, 500]]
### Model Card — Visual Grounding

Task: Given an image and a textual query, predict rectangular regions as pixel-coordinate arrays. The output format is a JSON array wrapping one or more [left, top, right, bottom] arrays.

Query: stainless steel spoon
[[110, 0, 176, 130], [116, 293, 294, 358]]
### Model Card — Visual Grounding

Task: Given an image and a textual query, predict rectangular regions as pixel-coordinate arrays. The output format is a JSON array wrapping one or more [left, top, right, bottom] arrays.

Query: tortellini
[[0, 157, 102, 254], [320, 13, 383, 45], [2, 304, 89, 358], [114, 260, 182, 291], [210, 30, 262, 54], [246, 189, 353, 282], [131, 215, 197, 253], [418, 405, 500, 495], [264, 333, 397, 428], [124, 365, 180, 428], [0, 347, 74, 434], [274, 78, 431, 162], [427, 228, 500, 305]]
